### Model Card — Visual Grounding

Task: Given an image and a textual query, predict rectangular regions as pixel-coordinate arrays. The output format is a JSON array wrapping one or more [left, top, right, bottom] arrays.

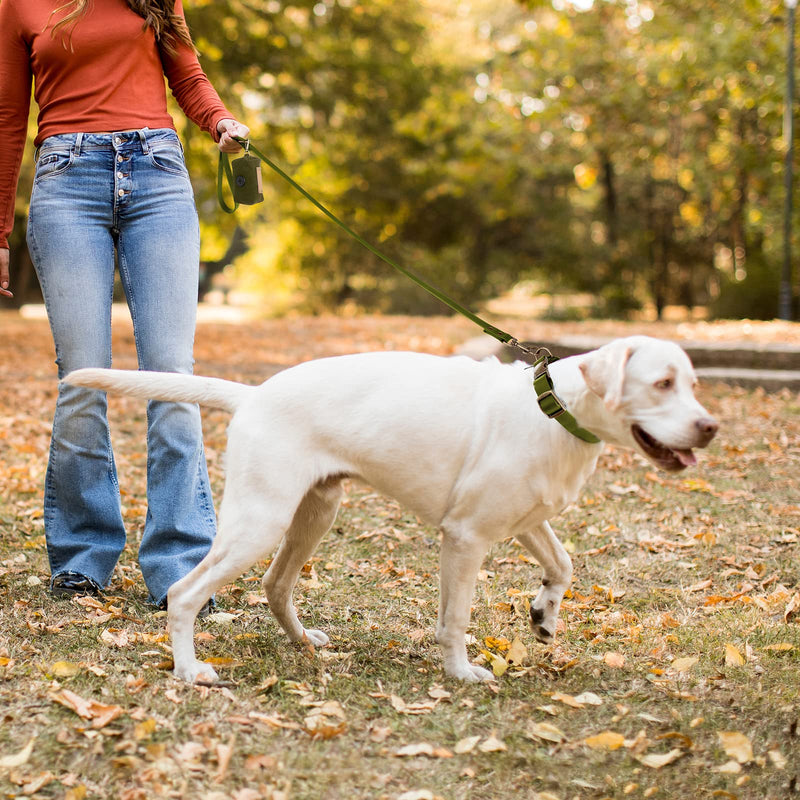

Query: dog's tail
[[63, 368, 251, 413]]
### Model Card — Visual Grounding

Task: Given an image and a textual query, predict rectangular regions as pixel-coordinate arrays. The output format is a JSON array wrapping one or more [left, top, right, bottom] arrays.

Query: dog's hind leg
[[262, 476, 344, 647], [436, 526, 495, 682], [514, 522, 572, 645], [168, 493, 300, 684]]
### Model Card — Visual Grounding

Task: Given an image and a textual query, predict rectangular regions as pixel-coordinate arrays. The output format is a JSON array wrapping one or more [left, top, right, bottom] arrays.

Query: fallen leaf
[[478, 734, 507, 753], [206, 611, 238, 625], [506, 637, 528, 666], [636, 748, 685, 768], [0, 736, 36, 768], [551, 691, 584, 709], [573, 691, 604, 706], [214, 734, 236, 783], [427, 685, 451, 701], [527, 722, 567, 743], [100, 628, 130, 648], [724, 643, 745, 666], [671, 656, 699, 672], [50, 661, 81, 678], [763, 642, 794, 652], [481, 650, 509, 677], [718, 731, 753, 764], [394, 743, 452, 758], [784, 592, 800, 623], [134, 718, 157, 740], [584, 731, 625, 750], [604, 651, 625, 668], [49, 689, 124, 729], [389, 695, 437, 715], [397, 791, 435, 800], [454, 735, 481, 754], [767, 749, 787, 769], [303, 701, 348, 740], [715, 760, 742, 774]]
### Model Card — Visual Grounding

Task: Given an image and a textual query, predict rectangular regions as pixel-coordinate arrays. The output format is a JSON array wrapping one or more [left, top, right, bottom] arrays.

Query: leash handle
[[218, 138, 516, 346], [217, 147, 239, 214]]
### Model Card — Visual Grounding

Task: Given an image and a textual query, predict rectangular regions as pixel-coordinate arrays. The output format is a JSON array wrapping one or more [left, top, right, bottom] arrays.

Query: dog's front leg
[[514, 522, 573, 644], [436, 528, 495, 682]]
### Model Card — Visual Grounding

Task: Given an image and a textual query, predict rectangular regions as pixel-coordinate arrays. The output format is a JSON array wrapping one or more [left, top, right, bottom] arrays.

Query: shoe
[[51, 574, 103, 598], [158, 598, 215, 618]]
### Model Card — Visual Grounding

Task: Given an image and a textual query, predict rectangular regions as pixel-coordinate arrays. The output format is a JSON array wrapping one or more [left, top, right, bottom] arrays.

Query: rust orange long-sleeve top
[[0, 0, 233, 249]]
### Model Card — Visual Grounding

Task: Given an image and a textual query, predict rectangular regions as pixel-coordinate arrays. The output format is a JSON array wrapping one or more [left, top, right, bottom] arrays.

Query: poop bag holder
[[231, 152, 264, 205]]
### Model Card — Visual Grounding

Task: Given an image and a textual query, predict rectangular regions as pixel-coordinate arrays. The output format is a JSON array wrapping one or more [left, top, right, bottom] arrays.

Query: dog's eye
[[654, 378, 673, 390]]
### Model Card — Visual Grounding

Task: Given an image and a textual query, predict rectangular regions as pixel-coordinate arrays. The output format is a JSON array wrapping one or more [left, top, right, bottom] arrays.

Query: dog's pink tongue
[[674, 449, 697, 467]]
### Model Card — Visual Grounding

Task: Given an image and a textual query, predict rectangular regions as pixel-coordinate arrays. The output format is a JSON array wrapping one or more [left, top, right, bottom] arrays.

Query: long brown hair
[[51, 0, 195, 54]]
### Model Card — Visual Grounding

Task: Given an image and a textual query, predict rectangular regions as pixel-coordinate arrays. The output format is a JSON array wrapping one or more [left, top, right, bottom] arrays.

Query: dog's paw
[[174, 660, 219, 684], [446, 663, 496, 683], [302, 628, 330, 647], [529, 606, 555, 644]]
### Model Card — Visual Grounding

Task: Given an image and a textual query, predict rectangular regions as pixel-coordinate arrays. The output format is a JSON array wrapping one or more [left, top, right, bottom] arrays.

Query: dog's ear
[[579, 341, 634, 411]]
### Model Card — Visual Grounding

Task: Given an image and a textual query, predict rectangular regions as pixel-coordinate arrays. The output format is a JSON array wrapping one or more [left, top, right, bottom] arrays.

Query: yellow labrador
[[66, 335, 718, 683]]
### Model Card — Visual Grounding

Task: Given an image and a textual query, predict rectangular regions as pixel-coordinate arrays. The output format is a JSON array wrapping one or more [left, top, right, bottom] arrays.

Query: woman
[[0, 0, 249, 605]]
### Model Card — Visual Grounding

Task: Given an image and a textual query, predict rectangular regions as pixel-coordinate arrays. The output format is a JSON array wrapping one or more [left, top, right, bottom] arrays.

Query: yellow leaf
[[724, 643, 745, 666], [50, 661, 81, 678], [671, 656, 699, 672], [763, 642, 794, 652], [718, 731, 753, 764], [0, 737, 36, 769], [481, 650, 508, 677], [134, 718, 158, 740], [506, 637, 527, 666], [584, 731, 625, 750], [636, 748, 685, 768]]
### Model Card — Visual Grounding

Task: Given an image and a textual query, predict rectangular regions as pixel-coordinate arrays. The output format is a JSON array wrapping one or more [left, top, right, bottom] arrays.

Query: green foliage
[[712, 254, 783, 320]]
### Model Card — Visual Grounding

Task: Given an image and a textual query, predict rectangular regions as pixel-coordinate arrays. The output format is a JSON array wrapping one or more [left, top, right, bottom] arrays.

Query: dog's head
[[578, 336, 718, 471]]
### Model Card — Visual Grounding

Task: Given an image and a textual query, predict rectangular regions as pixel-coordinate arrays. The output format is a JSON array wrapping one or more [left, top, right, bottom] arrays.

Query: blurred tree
[[5, 0, 796, 319]]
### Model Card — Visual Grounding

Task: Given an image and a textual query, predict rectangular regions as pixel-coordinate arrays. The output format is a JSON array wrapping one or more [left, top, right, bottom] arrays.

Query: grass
[[0, 314, 798, 800]]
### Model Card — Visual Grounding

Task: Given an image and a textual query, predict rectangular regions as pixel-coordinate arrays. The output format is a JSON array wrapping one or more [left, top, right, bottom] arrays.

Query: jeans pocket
[[148, 145, 188, 175], [34, 150, 74, 181]]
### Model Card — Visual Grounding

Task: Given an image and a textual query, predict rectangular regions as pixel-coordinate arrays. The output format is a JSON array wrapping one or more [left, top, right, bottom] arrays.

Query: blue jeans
[[26, 128, 216, 605]]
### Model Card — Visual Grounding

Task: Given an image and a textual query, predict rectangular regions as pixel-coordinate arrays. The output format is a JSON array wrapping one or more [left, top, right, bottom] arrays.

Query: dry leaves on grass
[[49, 688, 124, 729]]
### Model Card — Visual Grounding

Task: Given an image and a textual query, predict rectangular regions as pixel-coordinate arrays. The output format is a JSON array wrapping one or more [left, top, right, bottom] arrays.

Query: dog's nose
[[695, 417, 719, 445]]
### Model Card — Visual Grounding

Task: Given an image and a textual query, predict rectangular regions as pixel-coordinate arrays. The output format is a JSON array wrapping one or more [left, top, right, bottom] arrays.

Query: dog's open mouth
[[631, 424, 696, 471]]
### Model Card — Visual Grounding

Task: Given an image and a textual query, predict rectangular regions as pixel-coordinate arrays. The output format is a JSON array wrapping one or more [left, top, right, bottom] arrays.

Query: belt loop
[[74, 132, 83, 157], [137, 129, 150, 155]]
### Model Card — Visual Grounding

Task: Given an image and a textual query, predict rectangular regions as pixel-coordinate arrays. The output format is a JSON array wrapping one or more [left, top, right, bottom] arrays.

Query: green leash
[[217, 139, 601, 444]]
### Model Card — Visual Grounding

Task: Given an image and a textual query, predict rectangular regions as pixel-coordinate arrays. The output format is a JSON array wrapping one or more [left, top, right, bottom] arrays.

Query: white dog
[[65, 335, 717, 683]]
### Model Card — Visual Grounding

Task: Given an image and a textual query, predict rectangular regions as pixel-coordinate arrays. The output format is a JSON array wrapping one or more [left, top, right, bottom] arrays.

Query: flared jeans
[[26, 128, 216, 604]]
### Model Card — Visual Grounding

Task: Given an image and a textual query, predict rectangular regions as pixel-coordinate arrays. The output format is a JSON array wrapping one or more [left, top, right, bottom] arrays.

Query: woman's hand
[[0, 249, 12, 298], [216, 119, 250, 153]]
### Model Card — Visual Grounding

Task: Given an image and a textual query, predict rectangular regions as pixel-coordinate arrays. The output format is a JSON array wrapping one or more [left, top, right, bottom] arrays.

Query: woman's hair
[[51, 0, 195, 54]]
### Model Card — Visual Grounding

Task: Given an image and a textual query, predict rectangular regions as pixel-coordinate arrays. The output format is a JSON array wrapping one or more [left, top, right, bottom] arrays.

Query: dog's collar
[[533, 356, 601, 444]]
